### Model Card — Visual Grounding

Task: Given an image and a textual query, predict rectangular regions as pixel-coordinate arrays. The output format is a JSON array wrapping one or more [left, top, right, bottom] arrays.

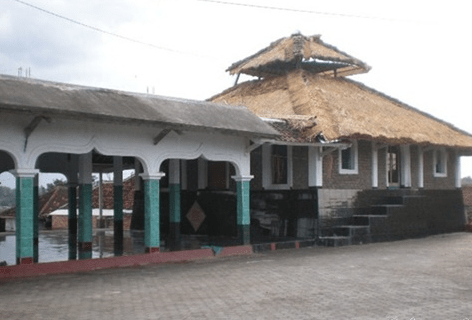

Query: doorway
[[387, 146, 400, 187]]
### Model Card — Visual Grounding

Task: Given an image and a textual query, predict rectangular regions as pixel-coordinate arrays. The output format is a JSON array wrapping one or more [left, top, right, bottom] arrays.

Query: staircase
[[319, 193, 414, 247]]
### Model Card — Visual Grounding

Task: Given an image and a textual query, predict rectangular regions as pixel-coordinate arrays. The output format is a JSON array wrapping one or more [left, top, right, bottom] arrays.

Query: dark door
[[387, 146, 400, 187]]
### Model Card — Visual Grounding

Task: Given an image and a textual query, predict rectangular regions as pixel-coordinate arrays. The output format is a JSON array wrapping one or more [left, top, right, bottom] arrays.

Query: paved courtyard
[[1, 232, 472, 319]]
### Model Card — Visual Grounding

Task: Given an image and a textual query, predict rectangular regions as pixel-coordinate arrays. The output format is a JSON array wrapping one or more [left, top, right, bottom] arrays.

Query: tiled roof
[[92, 177, 135, 210], [0, 176, 136, 218]]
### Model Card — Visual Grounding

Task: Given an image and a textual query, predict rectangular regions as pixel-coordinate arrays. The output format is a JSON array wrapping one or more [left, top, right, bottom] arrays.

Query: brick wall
[[250, 147, 263, 191], [51, 214, 132, 230], [323, 140, 372, 189], [250, 142, 458, 191], [423, 148, 457, 190], [292, 146, 308, 189]]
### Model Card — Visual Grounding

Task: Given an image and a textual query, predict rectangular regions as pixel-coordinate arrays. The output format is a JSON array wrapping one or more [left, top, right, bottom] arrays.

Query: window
[[262, 144, 292, 189], [433, 148, 447, 177], [271, 145, 288, 184], [387, 146, 400, 185], [339, 141, 358, 174]]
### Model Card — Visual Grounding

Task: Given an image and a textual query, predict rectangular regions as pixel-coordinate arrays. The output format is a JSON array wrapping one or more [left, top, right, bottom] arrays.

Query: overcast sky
[[1, 0, 472, 188]]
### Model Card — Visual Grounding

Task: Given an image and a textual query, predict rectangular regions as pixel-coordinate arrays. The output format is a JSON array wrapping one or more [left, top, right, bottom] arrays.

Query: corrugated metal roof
[[0, 74, 279, 139]]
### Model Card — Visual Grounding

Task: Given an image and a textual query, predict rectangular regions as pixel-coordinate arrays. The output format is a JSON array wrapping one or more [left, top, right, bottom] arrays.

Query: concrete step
[[318, 236, 351, 247], [371, 204, 403, 215], [377, 196, 404, 205], [339, 225, 371, 245], [352, 214, 388, 225]]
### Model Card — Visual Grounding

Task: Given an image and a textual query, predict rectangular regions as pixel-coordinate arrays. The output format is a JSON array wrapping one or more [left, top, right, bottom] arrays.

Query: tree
[[0, 185, 15, 207], [462, 176, 472, 186], [41, 179, 67, 195]]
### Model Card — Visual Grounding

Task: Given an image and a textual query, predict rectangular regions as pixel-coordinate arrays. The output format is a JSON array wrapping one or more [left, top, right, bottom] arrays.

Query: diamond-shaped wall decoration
[[186, 201, 206, 232]]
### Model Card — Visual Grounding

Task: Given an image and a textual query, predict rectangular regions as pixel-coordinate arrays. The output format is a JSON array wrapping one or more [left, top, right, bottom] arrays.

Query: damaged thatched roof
[[262, 116, 319, 144], [227, 33, 371, 78], [210, 69, 472, 149]]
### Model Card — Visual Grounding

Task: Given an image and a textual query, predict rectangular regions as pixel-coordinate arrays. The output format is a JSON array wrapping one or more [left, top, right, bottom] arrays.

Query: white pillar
[[180, 160, 187, 190], [169, 159, 180, 185], [371, 142, 378, 188], [308, 146, 323, 187], [400, 145, 411, 188], [197, 158, 207, 190], [418, 146, 424, 188], [98, 171, 103, 226], [134, 160, 141, 192], [455, 151, 461, 189]]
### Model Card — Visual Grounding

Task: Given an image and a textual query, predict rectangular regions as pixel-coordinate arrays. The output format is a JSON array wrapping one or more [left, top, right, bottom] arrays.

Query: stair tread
[[353, 214, 388, 218], [318, 235, 351, 239], [338, 225, 370, 229], [371, 204, 404, 207]]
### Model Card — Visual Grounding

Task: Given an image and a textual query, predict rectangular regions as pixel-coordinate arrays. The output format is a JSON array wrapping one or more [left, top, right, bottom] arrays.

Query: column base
[[145, 247, 160, 253], [237, 225, 251, 245], [78, 242, 92, 259], [68, 234, 77, 260], [17, 257, 34, 265], [114, 221, 124, 256], [78, 242, 92, 251], [167, 222, 181, 251], [33, 238, 39, 263]]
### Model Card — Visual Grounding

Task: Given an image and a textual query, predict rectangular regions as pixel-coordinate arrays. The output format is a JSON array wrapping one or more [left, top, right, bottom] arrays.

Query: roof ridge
[[226, 33, 370, 78]]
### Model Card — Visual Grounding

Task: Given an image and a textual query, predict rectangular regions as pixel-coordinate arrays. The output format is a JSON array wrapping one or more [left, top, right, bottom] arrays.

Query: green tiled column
[[168, 159, 181, 250], [33, 176, 39, 263], [114, 156, 124, 256], [78, 183, 92, 259], [233, 175, 253, 245], [141, 173, 164, 253], [68, 182, 78, 260], [78, 152, 92, 260], [169, 183, 181, 224], [14, 169, 38, 265], [114, 184, 123, 255]]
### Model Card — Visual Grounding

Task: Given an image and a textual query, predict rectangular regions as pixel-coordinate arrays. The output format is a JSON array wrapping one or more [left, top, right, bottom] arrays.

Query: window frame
[[262, 144, 293, 190], [433, 147, 447, 177], [338, 140, 358, 175]]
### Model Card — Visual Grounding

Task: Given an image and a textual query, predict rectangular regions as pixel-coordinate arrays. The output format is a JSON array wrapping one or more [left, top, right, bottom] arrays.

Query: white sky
[[1, 0, 472, 188]]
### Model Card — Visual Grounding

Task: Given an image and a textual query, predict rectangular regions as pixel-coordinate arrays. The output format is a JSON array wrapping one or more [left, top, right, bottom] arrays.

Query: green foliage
[[0, 186, 15, 207], [462, 176, 472, 186], [40, 179, 66, 196]]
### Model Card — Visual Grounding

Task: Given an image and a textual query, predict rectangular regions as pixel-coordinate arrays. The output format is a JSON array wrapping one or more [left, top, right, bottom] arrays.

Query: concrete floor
[[1, 232, 472, 319]]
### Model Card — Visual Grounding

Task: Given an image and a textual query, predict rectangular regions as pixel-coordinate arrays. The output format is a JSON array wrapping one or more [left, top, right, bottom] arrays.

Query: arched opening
[[0, 151, 17, 265], [153, 157, 244, 250], [31, 151, 141, 262]]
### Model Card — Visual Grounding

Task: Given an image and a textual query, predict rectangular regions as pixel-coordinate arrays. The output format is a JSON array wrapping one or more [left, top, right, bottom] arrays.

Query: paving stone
[[1, 232, 472, 319]]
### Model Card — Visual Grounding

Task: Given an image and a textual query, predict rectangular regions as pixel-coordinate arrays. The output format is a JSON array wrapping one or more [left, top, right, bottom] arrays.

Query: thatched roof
[[227, 33, 370, 78], [210, 69, 472, 149], [262, 116, 318, 144]]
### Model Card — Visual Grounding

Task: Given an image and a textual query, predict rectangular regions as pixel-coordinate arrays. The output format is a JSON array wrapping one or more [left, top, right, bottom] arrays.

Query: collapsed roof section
[[227, 33, 371, 79]]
